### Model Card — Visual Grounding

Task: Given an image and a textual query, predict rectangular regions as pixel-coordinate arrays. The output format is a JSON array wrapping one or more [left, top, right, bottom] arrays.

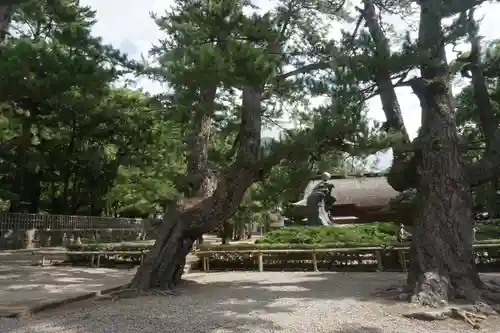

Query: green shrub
[[255, 223, 398, 245]]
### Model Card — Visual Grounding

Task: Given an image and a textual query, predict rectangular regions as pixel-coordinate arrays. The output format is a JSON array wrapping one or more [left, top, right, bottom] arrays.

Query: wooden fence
[[194, 243, 500, 273], [57, 242, 500, 272]]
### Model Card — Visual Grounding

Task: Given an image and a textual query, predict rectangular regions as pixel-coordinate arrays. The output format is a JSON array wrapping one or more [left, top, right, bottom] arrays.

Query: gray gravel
[[1, 272, 500, 333]]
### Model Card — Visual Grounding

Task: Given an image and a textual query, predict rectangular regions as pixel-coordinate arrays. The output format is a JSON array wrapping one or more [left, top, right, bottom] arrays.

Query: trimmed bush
[[255, 223, 500, 245], [255, 223, 398, 245]]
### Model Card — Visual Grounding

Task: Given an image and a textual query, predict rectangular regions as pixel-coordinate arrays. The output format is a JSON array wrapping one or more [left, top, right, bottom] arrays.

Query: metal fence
[[0, 213, 163, 250], [0, 213, 159, 231]]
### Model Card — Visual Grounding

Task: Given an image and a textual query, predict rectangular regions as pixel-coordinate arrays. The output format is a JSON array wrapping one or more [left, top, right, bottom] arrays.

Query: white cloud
[[81, 0, 500, 171]]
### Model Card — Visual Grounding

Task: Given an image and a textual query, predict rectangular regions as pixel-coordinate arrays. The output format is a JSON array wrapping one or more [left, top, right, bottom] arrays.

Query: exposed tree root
[[372, 284, 413, 301], [374, 282, 500, 329], [95, 286, 181, 301]]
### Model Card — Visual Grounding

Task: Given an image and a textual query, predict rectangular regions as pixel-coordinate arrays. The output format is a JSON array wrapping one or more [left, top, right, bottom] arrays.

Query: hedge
[[255, 223, 398, 245]]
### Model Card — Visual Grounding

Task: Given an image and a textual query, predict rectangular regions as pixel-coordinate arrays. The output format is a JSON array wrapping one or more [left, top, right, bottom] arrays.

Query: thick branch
[[438, 0, 487, 17], [182, 86, 264, 236], [361, 0, 409, 144], [361, 0, 414, 191], [466, 15, 497, 145], [279, 61, 333, 79], [185, 87, 218, 197], [463, 12, 500, 185]]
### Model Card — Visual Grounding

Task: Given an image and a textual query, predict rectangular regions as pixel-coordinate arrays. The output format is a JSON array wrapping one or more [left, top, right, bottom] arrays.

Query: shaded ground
[[0, 251, 135, 316], [2, 272, 500, 333]]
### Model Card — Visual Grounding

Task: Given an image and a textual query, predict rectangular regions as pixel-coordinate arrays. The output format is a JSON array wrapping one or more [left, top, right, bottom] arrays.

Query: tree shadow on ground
[[5, 271, 497, 333]]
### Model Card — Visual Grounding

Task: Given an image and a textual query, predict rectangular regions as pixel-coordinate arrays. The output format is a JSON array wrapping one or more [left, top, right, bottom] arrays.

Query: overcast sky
[[81, 0, 500, 170]]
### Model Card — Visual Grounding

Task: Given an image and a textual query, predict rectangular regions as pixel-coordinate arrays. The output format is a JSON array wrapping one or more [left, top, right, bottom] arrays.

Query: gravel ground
[[1, 272, 500, 333]]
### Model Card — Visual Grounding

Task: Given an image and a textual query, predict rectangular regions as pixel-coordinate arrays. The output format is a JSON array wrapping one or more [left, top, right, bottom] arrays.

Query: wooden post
[[312, 251, 318, 272], [91, 255, 95, 268], [140, 250, 145, 264], [96, 254, 101, 268], [375, 250, 383, 272], [398, 250, 407, 272], [202, 255, 209, 272], [258, 252, 264, 272]]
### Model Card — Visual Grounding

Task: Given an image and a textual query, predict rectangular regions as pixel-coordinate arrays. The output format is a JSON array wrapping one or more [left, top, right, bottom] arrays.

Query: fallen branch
[[403, 306, 488, 329]]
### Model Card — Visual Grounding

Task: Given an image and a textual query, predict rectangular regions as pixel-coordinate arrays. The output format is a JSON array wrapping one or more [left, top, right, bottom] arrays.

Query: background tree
[[0, 0, 184, 217], [346, 0, 500, 308]]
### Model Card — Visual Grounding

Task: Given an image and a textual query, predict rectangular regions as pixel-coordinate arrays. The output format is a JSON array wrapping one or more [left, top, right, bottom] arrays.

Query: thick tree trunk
[[403, 0, 484, 306], [129, 86, 265, 292], [129, 168, 261, 291], [184, 87, 217, 252], [129, 203, 188, 290], [133, 84, 219, 291], [361, 0, 490, 307], [405, 91, 479, 305], [220, 219, 232, 244]]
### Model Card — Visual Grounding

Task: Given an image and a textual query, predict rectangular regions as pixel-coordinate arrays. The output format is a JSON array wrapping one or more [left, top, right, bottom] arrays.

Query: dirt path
[[2, 272, 500, 333]]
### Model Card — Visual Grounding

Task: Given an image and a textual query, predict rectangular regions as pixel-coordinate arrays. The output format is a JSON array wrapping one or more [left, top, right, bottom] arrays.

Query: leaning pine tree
[[349, 0, 500, 318], [118, 0, 388, 295]]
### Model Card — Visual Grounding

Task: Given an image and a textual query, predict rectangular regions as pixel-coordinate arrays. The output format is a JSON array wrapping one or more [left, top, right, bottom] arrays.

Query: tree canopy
[[0, 0, 386, 219]]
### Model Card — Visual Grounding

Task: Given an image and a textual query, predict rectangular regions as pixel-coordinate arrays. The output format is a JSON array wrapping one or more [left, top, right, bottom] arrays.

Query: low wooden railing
[[31, 242, 500, 271], [194, 242, 500, 273], [33, 250, 148, 267]]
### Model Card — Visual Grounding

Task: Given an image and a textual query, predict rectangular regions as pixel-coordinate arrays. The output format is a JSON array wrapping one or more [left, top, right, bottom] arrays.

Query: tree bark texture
[[129, 86, 265, 291], [136, 85, 219, 290], [404, 1, 483, 305], [185, 87, 218, 199], [362, 0, 489, 305], [185, 87, 218, 252], [407, 83, 479, 305]]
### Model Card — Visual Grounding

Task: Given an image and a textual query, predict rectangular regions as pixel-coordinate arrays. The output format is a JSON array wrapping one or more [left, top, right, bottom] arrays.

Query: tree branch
[[466, 12, 497, 146], [182, 85, 265, 236], [360, 0, 415, 191], [464, 10, 500, 186], [184, 86, 218, 197], [438, 0, 487, 17], [361, 0, 409, 144], [279, 61, 333, 79]]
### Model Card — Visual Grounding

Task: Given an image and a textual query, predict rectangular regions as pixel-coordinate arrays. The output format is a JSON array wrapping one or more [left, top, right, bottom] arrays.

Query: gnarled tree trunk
[[362, 0, 487, 306], [406, 83, 479, 305], [185, 87, 218, 248], [403, 1, 484, 305], [129, 86, 265, 291]]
